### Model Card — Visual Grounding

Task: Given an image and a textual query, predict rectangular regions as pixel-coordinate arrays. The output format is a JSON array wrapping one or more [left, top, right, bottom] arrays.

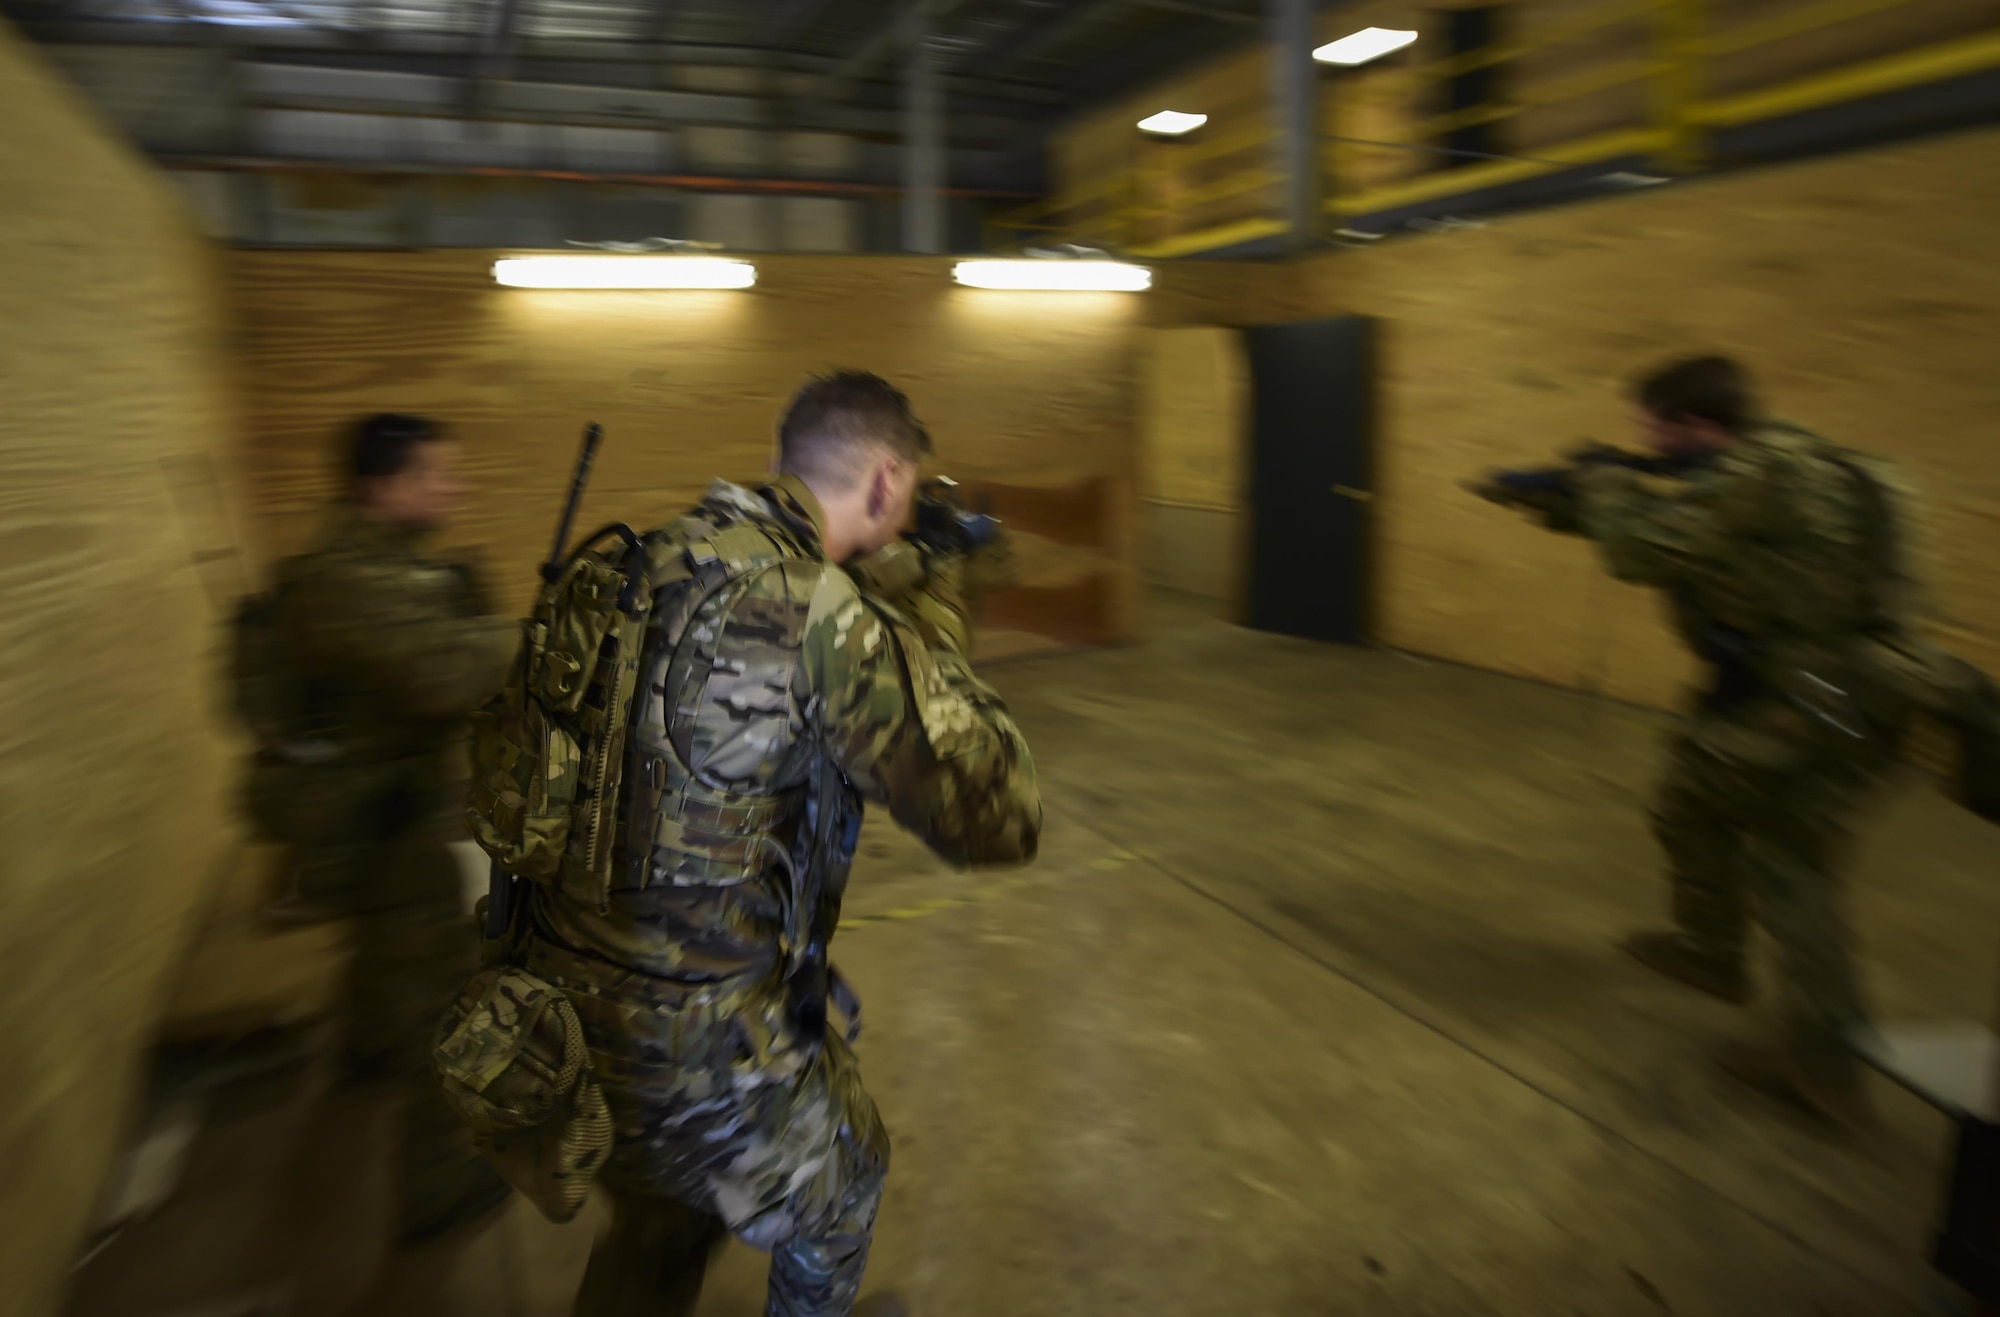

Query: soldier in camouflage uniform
[[513, 372, 1040, 1317], [280, 414, 519, 1238], [1477, 356, 1922, 1128]]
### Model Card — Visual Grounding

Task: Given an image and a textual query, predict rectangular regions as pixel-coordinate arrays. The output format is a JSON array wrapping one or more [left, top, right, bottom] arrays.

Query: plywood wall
[[1139, 328, 1250, 603], [0, 20, 251, 1317], [227, 251, 1263, 659], [1254, 125, 2000, 708]]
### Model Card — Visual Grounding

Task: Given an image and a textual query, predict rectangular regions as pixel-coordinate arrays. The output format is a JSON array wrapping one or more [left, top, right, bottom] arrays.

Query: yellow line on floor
[[837, 847, 1148, 931]]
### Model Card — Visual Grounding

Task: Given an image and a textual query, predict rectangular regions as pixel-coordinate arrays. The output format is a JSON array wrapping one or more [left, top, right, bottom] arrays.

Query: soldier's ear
[[866, 456, 910, 521], [862, 460, 891, 521]]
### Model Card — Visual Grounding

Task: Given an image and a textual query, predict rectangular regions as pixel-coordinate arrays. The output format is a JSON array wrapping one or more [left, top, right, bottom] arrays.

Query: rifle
[[910, 477, 1001, 556], [848, 476, 1009, 606], [1468, 442, 1712, 525], [1469, 443, 1799, 720], [486, 422, 605, 943]]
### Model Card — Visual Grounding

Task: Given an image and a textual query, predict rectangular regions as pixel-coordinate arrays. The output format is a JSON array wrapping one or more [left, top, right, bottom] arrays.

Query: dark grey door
[[1245, 316, 1375, 644]]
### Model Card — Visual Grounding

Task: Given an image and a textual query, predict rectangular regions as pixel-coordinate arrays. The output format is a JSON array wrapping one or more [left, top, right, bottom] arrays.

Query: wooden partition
[[1140, 327, 1251, 605], [0, 20, 253, 1315], [228, 251, 1261, 661]]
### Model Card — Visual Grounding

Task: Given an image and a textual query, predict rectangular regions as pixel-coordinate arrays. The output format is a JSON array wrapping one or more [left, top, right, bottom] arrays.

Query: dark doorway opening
[[1243, 315, 1376, 644]]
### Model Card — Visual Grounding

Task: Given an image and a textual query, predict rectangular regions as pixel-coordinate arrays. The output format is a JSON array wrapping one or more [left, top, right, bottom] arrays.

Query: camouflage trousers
[[1650, 699, 1895, 1090], [536, 943, 889, 1317], [340, 827, 504, 1235]]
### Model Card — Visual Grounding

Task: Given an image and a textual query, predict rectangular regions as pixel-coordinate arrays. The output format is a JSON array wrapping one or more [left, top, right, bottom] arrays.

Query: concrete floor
[[66, 591, 2000, 1317]]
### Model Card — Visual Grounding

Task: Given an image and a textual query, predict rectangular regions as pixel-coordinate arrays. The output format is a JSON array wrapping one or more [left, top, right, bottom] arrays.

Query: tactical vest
[[466, 484, 860, 995]]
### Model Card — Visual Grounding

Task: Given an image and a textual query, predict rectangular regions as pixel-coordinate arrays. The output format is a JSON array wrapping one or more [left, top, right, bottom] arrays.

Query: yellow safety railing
[[986, 0, 2000, 257], [1331, 0, 1668, 219], [985, 116, 1278, 253]]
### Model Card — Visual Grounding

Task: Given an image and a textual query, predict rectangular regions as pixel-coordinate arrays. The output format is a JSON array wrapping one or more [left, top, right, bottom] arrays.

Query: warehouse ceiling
[[4, 0, 1278, 129]]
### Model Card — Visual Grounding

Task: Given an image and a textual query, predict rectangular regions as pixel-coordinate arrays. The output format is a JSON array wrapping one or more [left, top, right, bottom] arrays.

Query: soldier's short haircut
[[1633, 355, 1757, 434], [777, 371, 933, 489], [350, 412, 446, 485]]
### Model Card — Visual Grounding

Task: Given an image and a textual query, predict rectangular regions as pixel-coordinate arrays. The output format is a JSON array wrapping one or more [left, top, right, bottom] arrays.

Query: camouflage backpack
[[1831, 447, 2000, 822], [463, 500, 801, 916]]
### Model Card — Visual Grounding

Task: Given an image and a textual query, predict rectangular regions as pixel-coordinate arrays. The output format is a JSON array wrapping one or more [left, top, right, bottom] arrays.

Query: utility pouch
[[432, 967, 612, 1224]]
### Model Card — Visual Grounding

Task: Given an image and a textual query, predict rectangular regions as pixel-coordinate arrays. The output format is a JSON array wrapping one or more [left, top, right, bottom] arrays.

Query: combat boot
[[1623, 931, 1752, 1004]]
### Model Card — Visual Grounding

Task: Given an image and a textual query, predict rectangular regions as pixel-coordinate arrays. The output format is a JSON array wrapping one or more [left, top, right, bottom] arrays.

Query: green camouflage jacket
[[1570, 421, 1935, 743], [1576, 421, 1922, 649], [531, 476, 1042, 987], [279, 507, 516, 800]]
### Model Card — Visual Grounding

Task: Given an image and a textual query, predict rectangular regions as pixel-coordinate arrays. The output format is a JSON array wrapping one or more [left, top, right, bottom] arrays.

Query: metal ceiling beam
[[246, 88, 1042, 148], [960, 0, 1262, 84], [830, 0, 977, 88], [935, 0, 1260, 83], [964, 0, 1129, 81], [901, 0, 944, 250], [152, 151, 1043, 197], [4, 19, 716, 58], [464, 0, 519, 116], [637, 0, 678, 87], [12, 18, 1071, 102], [1055, 0, 1345, 113], [758, 0, 839, 48], [1141, 0, 1257, 23], [637, 0, 677, 45]]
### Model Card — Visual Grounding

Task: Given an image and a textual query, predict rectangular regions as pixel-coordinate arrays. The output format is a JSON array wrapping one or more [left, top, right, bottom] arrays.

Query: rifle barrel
[[542, 422, 603, 583]]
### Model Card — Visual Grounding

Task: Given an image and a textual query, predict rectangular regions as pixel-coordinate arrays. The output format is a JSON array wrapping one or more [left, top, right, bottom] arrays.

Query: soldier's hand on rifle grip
[[901, 554, 976, 657]]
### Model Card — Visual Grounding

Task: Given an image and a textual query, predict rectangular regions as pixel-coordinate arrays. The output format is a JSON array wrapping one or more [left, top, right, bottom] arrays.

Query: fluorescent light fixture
[[1313, 27, 1418, 66], [952, 260, 1153, 292], [492, 255, 757, 289], [1137, 109, 1208, 136]]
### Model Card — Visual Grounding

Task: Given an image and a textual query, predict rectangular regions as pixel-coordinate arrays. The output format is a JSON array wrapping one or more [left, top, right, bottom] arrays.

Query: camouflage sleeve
[[889, 556, 977, 657], [845, 543, 995, 655], [1576, 447, 1779, 594], [292, 557, 517, 721], [801, 568, 1040, 869]]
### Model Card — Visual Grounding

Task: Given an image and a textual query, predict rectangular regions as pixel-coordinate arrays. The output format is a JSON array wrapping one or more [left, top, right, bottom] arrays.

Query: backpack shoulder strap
[[619, 511, 816, 873], [685, 521, 796, 574]]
